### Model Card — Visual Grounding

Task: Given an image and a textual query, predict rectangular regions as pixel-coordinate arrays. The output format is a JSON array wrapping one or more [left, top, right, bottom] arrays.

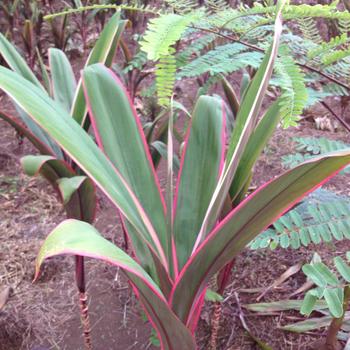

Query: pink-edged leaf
[[21, 155, 96, 223], [82, 64, 169, 268], [193, 4, 284, 249], [171, 150, 350, 323], [35, 219, 195, 350], [173, 95, 226, 271], [0, 111, 54, 156], [0, 66, 166, 269], [71, 13, 127, 126]]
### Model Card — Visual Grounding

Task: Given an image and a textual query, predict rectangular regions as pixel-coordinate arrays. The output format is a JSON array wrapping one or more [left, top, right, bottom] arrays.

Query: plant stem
[[325, 285, 350, 349], [76, 255, 92, 350], [321, 101, 350, 133], [209, 301, 222, 350]]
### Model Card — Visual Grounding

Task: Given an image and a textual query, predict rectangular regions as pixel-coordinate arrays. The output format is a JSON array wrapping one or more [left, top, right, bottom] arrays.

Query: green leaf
[[205, 289, 223, 302], [245, 299, 328, 313], [35, 219, 195, 350], [171, 150, 350, 323], [49, 48, 77, 112], [195, 6, 284, 245], [71, 12, 127, 126], [324, 288, 343, 318], [229, 101, 281, 201], [57, 176, 90, 204], [300, 289, 318, 316], [335, 256, 350, 283], [0, 66, 165, 266], [151, 141, 180, 173], [304, 262, 340, 287], [36, 48, 51, 95], [140, 13, 201, 61], [0, 33, 63, 158], [0, 111, 54, 156], [21, 155, 96, 223], [173, 95, 225, 270], [280, 315, 334, 333], [0, 32, 43, 89], [82, 64, 169, 268]]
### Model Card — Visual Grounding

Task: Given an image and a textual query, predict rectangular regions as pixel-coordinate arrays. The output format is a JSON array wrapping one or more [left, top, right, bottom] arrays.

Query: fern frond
[[176, 33, 217, 67], [308, 33, 348, 60], [322, 47, 350, 66], [123, 51, 148, 73], [140, 12, 203, 61], [273, 46, 308, 127], [164, 0, 197, 14], [282, 137, 350, 170], [250, 198, 350, 250], [338, 18, 350, 34], [297, 17, 322, 44], [322, 82, 350, 97], [205, 0, 229, 13], [155, 51, 177, 106], [178, 43, 263, 78]]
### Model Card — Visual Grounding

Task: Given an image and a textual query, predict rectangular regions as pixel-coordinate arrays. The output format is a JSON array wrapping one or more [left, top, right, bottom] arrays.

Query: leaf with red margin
[[194, 4, 284, 247], [35, 220, 195, 350], [0, 66, 166, 271], [71, 13, 128, 127], [82, 64, 168, 261], [0, 111, 54, 156], [21, 155, 96, 223], [170, 151, 350, 323], [173, 95, 226, 272]]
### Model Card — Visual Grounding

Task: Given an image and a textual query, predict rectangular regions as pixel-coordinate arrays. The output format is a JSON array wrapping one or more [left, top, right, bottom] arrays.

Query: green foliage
[[296, 17, 322, 44], [140, 12, 201, 61], [301, 255, 350, 318], [250, 199, 350, 250], [164, 0, 197, 14], [281, 137, 350, 171], [308, 33, 348, 60], [251, 136, 350, 251], [273, 46, 308, 127], [155, 51, 177, 106], [178, 43, 263, 78], [323, 47, 350, 66]]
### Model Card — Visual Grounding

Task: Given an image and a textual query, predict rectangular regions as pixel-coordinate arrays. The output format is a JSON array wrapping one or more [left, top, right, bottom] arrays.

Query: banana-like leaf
[[0, 111, 54, 156], [170, 151, 350, 323], [49, 48, 77, 112], [0, 66, 165, 268], [173, 95, 226, 271], [21, 155, 96, 223], [35, 220, 195, 350], [82, 64, 170, 285], [194, 5, 284, 246], [0, 33, 63, 158], [71, 13, 127, 126]]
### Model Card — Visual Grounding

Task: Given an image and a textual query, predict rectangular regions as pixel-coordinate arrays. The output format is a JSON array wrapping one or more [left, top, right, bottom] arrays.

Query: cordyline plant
[[1, 4, 350, 350], [0, 13, 126, 349]]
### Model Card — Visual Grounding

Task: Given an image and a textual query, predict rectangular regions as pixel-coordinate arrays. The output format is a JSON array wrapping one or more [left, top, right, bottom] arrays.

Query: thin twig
[[321, 101, 350, 133]]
